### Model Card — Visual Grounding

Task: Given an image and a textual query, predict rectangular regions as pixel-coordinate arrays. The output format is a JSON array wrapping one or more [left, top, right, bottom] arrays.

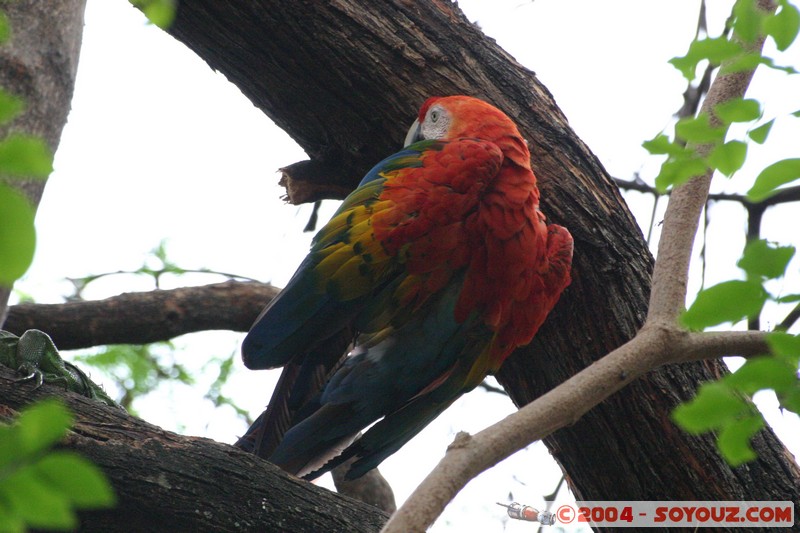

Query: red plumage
[[238, 95, 573, 479]]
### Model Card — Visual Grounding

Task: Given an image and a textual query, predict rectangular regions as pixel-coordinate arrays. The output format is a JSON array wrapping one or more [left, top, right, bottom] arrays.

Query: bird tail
[[304, 390, 458, 481], [234, 328, 352, 460]]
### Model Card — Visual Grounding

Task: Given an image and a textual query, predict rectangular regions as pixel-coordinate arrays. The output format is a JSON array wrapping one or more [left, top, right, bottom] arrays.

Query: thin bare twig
[[676, 0, 716, 120], [477, 380, 508, 396], [614, 177, 800, 208], [779, 304, 800, 331]]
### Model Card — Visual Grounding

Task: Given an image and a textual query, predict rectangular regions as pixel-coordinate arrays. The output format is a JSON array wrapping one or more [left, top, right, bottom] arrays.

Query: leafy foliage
[[204, 351, 252, 422], [0, 399, 115, 532], [644, 0, 800, 466], [645, 0, 800, 193], [764, 0, 800, 50], [0, 134, 53, 178], [0, 11, 113, 530], [677, 237, 798, 462], [0, 10, 55, 287], [129, 0, 177, 30], [681, 279, 768, 330], [738, 239, 796, 279], [748, 158, 800, 201], [74, 342, 190, 413], [67, 240, 258, 297], [681, 240, 795, 330], [673, 337, 799, 465], [0, 186, 35, 286], [0, 11, 9, 44], [707, 140, 747, 176], [65, 243, 251, 418], [0, 90, 23, 124]]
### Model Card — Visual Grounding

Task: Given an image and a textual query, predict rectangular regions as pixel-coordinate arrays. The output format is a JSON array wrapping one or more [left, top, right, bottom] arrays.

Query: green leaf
[[0, 502, 24, 533], [130, 0, 177, 30], [725, 356, 799, 394], [708, 140, 747, 176], [764, 0, 800, 51], [681, 279, 768, 329], [15, 399, 72, 456], [758, 55, 800, 74], [670, 37, 743, 80], [0, 11, 10, 44], [777, 293, 800, 303], [0, 90, 24, 125], [737, 239, 795, 279], [672, 382, 752, 432], [654, 154, 708, 192], [0, 469, 76, 529], [0, 133, 53, 178], [642, 134, 688, 156], [747, 158, 800, 201], [0, 425, 20, 471], [733, 0, 766, 43], [766, 332, 800, 361], [0, 401, 116, 531], [780, 386, 800, 412], [35, 452, 116, 508], [715, 98, 762, 123], [721, 51, 765, 74], [717, 415, 764, 465], [748, 119, 774, 144], [0, 184, 36, 285], [675, 114, 727, 144]]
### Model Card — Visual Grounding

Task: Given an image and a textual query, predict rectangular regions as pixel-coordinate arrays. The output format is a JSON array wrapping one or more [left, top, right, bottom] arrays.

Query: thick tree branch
[[677, 330, 772, 363], [5, 283, 771, 366], [4, 281, 277, 349], [0, 365, 388, 532]]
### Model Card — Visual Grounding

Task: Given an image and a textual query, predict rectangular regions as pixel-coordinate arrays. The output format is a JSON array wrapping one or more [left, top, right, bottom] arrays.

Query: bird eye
[[430, 109, 440, 123]]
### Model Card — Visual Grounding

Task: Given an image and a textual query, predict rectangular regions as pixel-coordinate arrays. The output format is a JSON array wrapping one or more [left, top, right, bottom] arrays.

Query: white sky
[[12, 0, 800, 530]]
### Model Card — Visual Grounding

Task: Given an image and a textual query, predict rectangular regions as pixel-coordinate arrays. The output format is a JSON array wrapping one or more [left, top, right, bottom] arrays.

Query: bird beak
[[403, 119, 422, 147]]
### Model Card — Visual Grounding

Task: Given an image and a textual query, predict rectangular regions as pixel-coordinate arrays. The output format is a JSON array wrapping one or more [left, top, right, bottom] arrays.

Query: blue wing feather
[[240, 138, 496, 475], [240, 257, 359, 369], [268, 279, 492, 477], [242, 141, 444, 370]]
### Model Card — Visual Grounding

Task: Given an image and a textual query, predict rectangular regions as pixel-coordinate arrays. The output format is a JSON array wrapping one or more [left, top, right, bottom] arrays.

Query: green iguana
[[0, 329, 120, 409]]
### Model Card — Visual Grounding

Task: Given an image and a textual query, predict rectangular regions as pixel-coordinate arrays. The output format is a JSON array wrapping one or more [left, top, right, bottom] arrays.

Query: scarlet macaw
[[237, 96, 573, 480]]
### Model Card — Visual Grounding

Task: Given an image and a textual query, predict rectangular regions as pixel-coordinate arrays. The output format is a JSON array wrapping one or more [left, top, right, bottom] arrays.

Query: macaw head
[[404, 95, 530, 169]]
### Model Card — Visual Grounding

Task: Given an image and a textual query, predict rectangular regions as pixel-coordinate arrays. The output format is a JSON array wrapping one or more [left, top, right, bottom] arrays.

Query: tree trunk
[[163, 0, 800, 521], [0, 365, 388, 532], [0, 0, 86, 324]]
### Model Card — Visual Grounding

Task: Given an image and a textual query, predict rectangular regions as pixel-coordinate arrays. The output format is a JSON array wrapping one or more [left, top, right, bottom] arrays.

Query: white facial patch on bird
[[420, 104, 450, 140]]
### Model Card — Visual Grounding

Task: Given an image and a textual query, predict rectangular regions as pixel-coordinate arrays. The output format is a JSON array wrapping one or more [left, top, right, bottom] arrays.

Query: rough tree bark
[[2, 0, 798, 531], [4, 281, 279, 349], [0, 365, 389, 532], [0, 0, 86, 324]]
